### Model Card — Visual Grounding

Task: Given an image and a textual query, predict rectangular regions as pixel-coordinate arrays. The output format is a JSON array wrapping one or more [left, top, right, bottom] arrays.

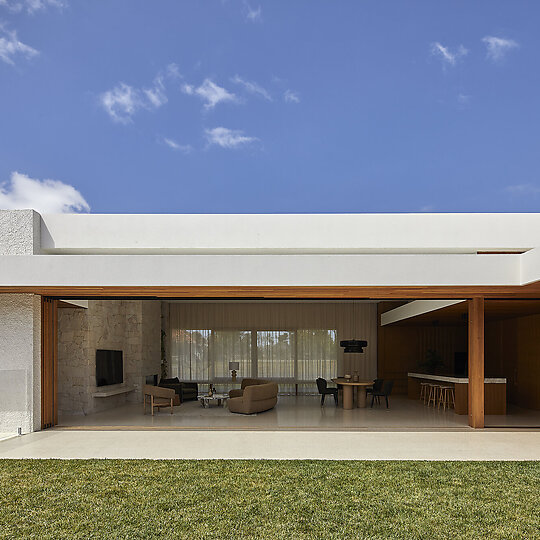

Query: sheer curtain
[[168, 301, 377, 393], [212, 330, 252, 379], [170, 328, 337, 394], [257, 331, 296, 380], [297, 329, 337, 381], [170, 329, 210, 381]]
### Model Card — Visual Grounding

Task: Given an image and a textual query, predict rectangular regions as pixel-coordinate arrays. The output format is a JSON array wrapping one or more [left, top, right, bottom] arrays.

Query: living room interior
[[55, 297, 540, 430]]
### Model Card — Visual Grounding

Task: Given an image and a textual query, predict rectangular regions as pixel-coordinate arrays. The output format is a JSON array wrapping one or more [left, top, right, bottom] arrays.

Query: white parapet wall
[[0, 294, 41, 434], [39, 213, 540, 254]]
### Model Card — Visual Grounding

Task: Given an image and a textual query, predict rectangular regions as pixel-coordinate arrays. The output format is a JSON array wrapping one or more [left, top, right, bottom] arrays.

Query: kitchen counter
[[408, 373, 506, 384], [407, 373, 506, 415]]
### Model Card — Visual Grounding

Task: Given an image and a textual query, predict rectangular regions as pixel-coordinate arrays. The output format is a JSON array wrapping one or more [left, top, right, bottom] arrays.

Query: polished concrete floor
[[56, 395, 540, 431]]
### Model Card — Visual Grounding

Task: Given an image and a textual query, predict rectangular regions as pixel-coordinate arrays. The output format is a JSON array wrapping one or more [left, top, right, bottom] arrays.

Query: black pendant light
[[340, 339, 368, 353], [340, 300, 368, 353]]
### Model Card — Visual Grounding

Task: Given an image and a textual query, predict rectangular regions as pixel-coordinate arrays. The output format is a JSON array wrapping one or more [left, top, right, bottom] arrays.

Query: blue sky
[[0, 0, 539, 213]]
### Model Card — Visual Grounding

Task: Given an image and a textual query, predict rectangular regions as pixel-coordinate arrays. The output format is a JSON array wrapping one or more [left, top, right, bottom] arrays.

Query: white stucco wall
[[0, 212, 41, 433], [40, 213, 540, 254], [521, 248, 540, 285], [0, 209, 40, 255], [0, 294, 41, 434], [0, 252, 522, 287]]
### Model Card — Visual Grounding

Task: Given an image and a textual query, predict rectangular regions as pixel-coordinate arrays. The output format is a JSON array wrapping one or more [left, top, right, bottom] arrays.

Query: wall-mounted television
[[96, 349, 123, 387]]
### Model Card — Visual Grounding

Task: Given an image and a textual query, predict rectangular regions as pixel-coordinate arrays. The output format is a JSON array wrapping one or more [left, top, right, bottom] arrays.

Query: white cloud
[[143, 75, 167, 108], [182, 78, 237, 110], [482, 36, 519, 62], [430, 42, 468, 67], [243, 1, 261, 22], [0, 172, 89, 213], [166, 62, 181, 79], [182, 83, 194, 95], [231, 75, 271, 101], [457, 93, 471, 105], [99, 67, 175, 123], [163, 138, 193, 153], [0, 0, 65, 13], [0, 26, 38, 65], [505, 183, 540, 195], [205, 127, 257, 149], [283, 89, 300, 103], [99, 83, 142, 123]]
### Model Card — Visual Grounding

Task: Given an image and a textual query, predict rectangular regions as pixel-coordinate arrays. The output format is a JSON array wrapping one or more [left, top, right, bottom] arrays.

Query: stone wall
[[57, 300, 161, 416]]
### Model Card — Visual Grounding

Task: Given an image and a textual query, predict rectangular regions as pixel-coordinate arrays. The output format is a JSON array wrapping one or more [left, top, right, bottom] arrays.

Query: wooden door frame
[[41, 297, 58, 429], [37, 289, 536, 430], [468, 297, 485, 428]]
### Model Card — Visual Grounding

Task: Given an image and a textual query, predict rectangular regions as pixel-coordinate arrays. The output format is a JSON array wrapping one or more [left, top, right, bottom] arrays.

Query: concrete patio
[[1, 429, 539, 460]]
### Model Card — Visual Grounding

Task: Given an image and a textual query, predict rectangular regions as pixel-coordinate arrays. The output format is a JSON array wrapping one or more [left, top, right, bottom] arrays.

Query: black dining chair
[[366, 378, 383, 402], [316, 378, 338, 406], [370, 380, 394, 409]]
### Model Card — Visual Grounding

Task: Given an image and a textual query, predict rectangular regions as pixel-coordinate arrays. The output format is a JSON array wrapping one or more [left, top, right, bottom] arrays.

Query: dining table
[[331, 378, 375, 410]]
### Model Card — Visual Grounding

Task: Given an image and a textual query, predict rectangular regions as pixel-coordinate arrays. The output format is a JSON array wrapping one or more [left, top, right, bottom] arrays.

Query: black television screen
[[96, 349, 123, 387]]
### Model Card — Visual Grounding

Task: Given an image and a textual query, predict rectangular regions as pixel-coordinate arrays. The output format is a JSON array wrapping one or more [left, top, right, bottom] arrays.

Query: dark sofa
[[159, 378, 198, 403]]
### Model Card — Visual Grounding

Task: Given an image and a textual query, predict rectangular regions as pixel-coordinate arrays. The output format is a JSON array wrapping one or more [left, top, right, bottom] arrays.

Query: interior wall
[[57, 300, 161, 415], [167, 301, 378, 380], [377, 304, 467, 395], [485, 313, 540, 410]]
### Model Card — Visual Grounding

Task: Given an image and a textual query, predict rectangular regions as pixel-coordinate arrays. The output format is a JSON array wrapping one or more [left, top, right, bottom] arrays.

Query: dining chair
[[316, 378, 339, 406], [370, 380, 394, 409], [366, 378, 383, 404]]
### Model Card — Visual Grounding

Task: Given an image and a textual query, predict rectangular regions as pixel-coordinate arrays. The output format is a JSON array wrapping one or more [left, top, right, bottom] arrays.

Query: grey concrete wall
[[0, 294, 41, 434], [57, 300, 161, 416]]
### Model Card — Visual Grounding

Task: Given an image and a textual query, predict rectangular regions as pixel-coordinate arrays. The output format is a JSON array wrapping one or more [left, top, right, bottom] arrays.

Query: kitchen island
[[408, 372, 507, 415]]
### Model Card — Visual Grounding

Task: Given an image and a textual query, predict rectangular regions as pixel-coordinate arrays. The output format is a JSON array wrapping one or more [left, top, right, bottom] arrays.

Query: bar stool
[[438, 386, 455, 411], [419, 382, 429, 404], [427, 384, 439, 407]]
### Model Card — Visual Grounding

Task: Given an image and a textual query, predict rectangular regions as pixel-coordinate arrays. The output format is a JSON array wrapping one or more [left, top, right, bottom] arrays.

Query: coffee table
[[198, 393, 229, 408]]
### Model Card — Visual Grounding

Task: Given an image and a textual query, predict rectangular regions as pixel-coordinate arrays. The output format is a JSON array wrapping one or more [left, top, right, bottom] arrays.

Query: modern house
[[1, 209, 539, 434]]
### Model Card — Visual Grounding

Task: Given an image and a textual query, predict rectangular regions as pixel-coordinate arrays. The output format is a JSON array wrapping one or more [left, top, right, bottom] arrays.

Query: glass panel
[[170, 329, 210, 381], [257, 330, 295, 380], [297, 329, 338, 382], [212, 330, 252, 380], [170, 326, 337, 392]]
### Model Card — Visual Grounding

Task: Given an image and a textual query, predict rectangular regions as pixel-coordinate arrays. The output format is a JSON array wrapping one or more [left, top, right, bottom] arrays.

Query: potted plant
[[160, 329, 168, 380], [419, 349, 444, 374]]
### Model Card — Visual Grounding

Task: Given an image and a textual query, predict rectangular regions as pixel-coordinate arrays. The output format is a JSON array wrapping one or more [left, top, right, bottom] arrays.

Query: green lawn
[[0, 460, 538, 539]]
